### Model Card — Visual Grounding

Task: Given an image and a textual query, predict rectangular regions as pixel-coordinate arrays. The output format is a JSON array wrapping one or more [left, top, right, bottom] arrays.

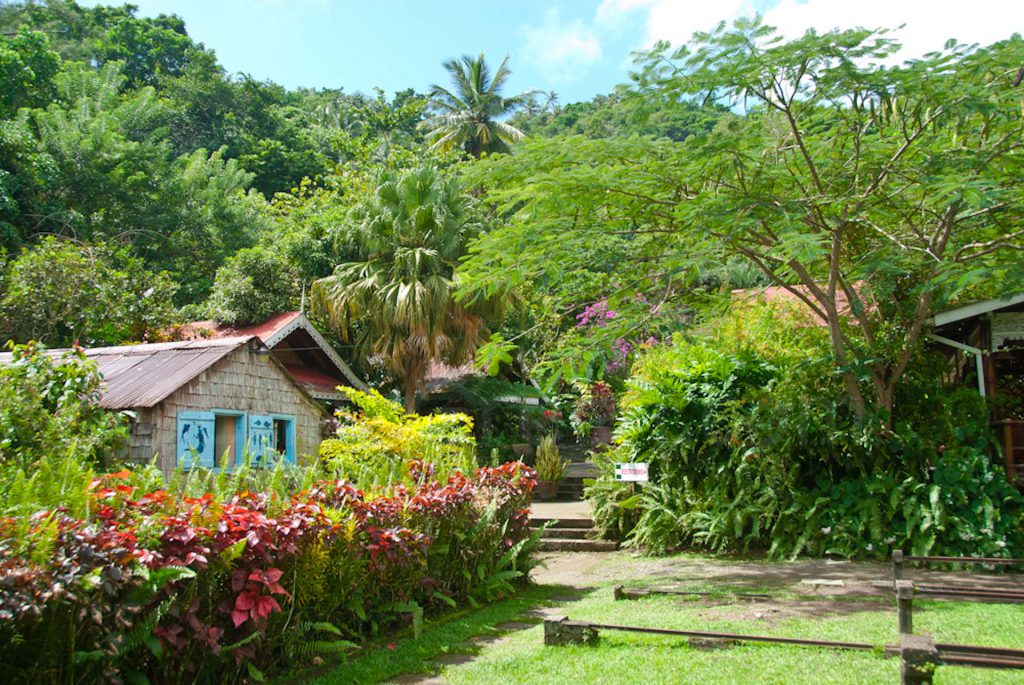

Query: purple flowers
[[576, 300, 617, 327], [575, 296, 660, 373]]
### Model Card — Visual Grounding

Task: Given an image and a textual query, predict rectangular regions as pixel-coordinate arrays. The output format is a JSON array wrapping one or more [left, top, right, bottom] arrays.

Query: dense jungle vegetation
[[2, 1, 1024, 562]]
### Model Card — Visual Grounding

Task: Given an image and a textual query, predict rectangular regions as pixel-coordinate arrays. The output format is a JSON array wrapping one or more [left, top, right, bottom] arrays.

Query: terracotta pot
[[535, 480, 559, 500], [590, 426, 613, 446]]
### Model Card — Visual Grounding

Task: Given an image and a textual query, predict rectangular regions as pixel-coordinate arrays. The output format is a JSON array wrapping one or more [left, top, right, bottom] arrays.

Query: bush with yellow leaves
[[318, 387, 476, 487]]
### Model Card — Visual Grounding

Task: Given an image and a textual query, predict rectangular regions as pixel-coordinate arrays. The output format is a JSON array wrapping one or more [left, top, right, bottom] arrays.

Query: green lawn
[[301, 565, 1024, 685], [445, 589, 1023, 685], [295, 584, 563, 685]]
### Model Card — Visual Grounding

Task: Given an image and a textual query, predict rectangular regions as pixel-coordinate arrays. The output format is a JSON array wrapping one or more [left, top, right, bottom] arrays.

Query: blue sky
[[82, 0, 1024, 104]]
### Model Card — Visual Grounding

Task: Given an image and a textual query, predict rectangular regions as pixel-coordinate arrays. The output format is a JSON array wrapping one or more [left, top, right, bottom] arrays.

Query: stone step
[[529, 516, 594, 529], [557, 484, 585, 497], [538, 538, 619, 552], [535, 527, 596, 540], [566, 463, 600, 478]]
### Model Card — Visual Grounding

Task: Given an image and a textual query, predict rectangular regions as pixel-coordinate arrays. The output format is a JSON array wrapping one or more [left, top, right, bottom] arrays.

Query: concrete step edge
[[533, 527, 599, 539], [529, 517, 594, 528], [538, 538, 618, 552]]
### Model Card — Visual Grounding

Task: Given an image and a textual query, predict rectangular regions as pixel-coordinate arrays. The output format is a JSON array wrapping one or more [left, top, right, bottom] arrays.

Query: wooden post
[[896, 580, 914, 635], [544, 617, 599, 646], [900, 634, 938, 685], [614, 586, 651, 601], [892, 550, 904, 584]]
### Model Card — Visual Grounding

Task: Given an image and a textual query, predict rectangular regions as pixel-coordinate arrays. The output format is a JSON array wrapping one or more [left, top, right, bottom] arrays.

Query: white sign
[[614, 463, 649, 482], [993, 313, 1024, 349]]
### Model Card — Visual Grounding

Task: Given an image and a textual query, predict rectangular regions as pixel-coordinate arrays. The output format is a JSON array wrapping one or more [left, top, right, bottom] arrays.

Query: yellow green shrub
[[319, 388, 476, 486]]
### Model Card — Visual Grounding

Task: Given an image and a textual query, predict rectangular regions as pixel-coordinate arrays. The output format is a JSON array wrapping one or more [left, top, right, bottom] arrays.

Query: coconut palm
[[422, 52, 532, 158], [543, 90, 560, 115], [311, 166, 501, 411]]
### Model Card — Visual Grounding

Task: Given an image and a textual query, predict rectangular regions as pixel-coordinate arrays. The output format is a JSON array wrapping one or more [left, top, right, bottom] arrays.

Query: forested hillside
[[2, 0, 1024, 571], [0, 1, 707, 351], [0, 1, 423, 344]]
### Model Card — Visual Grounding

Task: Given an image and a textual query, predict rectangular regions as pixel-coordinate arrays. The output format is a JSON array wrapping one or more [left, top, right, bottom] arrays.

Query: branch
[[954, 229, 1024, 262], [852, 105, 947, 211]]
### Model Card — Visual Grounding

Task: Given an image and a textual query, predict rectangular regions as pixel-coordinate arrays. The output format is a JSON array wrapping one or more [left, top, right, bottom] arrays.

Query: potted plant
[[571, 381, 616, 446], [534, 434, 568, 500]]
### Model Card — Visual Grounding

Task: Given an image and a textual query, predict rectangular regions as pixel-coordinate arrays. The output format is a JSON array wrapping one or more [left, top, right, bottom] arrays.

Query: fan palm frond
[[311, 167, 505, 411]]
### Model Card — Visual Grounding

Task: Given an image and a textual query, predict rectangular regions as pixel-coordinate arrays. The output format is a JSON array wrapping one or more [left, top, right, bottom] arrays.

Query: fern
[[287, 621, 357, 658], [391, 600, 423, 639]]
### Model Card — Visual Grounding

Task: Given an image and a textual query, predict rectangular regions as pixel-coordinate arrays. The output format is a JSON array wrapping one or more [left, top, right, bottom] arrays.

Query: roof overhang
[[932, 293, 1024, 328], [265, 313, 367, 391]]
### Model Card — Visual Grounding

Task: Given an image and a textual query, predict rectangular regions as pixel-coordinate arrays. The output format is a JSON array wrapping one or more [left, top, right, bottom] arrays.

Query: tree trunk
[[821, 305, 868, 423], [404, 380, 417, 414]]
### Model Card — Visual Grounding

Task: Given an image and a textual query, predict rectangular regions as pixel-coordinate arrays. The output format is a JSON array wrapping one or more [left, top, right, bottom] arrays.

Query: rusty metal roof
[[0, 337, 255, 409], [174, 312, 367, 391]]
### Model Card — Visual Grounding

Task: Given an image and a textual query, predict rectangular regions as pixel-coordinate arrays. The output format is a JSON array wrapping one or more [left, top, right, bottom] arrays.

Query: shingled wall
[[126, 346, 325, 474]]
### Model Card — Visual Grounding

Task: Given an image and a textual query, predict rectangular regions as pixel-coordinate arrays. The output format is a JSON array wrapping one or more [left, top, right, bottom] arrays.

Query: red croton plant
[[0, 461, 536, 684]]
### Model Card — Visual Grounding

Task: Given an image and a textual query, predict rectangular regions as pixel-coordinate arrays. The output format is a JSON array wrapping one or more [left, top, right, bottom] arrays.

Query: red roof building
[[177, 312, 366, 402]]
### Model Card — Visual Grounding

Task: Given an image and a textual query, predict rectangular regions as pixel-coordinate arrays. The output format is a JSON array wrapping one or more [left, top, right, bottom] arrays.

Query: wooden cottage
[[930, 293, 1024, 485], [3, 336, 329, 474]]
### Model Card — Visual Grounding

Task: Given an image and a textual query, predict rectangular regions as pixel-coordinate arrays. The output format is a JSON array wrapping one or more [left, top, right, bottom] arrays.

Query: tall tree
[[461, 20, 1024, 426], [0, 237, 177, 346], [422, 52, 530, 158], [311, 166, 501, 411]]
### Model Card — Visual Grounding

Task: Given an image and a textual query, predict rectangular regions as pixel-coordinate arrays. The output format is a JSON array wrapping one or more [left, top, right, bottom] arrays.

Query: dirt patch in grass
[[533, 550, 1024, 597], [699, 596, 889, 623]]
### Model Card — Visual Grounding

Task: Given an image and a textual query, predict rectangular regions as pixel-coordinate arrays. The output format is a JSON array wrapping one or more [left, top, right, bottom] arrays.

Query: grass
[[298, 555, 1024, 685], [292, 584, 569, 685], [444, 587, 1024, 685]]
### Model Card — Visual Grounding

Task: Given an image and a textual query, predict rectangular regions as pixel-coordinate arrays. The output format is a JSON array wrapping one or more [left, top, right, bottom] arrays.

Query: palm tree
[[311, 166, 502, 412], [422, 52, 532, 158], [543, 90, 560, 115]]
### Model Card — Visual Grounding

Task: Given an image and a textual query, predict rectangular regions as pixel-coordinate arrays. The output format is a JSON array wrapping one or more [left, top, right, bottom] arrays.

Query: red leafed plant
[[0, 461, 539, 684], [231, 568, 289, 628]]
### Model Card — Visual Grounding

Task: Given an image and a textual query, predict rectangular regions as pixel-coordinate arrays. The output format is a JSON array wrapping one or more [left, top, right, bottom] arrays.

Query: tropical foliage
[[0, 238, 177, 346], [319, 387, 477, 486], [0, 342, 127, 472], [311, 166, 502, 411], [422, 53, 531, 158], [589, 325, 1024, 558], [0, 459, 537, 684]]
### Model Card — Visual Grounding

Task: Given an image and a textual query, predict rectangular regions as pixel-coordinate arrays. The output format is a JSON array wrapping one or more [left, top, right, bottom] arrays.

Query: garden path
[[532, 550, 1024, 593]]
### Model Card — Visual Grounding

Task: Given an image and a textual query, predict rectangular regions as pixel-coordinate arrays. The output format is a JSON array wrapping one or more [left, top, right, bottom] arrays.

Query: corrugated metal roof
[[175, 311, 302, 344], [0, 337, 255, 409]]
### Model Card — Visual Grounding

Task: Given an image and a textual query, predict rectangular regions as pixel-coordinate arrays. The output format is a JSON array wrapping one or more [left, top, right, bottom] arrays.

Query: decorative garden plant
[[534, 434, 568, 500]]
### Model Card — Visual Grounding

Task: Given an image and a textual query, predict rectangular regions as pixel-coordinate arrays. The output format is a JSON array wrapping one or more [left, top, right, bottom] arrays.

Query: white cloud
[[597, 0, 753, 46], [599, 0, 1024, 58], [763, 0, 1024, 61], [520, 8, 603, 82]]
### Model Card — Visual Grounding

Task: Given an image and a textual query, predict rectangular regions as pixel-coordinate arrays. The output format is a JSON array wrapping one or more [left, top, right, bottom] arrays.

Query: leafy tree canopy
[[312, 166, 504, 411], [0, 236, 177, 346], [462, 19, 1024, 423]]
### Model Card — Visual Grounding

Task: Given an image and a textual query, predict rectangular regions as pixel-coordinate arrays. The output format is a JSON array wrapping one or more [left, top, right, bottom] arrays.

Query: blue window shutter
[[285, 418, 296, 463], [177, 411, 216, 469], [248, 415, 274, 466]]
